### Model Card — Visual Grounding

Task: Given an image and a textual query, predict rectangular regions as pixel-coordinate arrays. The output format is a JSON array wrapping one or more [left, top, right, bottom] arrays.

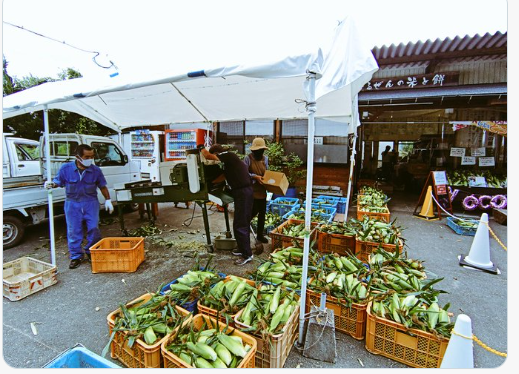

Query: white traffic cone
[[459, 213, 498, 274], [440, 314, 474, 368]]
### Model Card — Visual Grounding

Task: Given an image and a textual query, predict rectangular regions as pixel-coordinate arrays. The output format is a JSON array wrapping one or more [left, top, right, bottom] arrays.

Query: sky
[[1, 0, 509, 82]]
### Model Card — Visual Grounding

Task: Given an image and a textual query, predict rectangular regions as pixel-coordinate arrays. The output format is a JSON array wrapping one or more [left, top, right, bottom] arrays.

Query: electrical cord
[[3, 21, 117, 70], [182, 202, 218, 227]]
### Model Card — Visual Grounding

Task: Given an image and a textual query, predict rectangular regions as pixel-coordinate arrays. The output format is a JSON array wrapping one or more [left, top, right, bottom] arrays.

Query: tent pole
[[43, 105, 57, 266], [297, 71, 317, 347], [343, 95, 359, 222]]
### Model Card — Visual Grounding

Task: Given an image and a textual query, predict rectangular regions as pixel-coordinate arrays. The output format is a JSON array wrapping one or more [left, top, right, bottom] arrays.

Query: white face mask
[[77, 156, 94, 167]]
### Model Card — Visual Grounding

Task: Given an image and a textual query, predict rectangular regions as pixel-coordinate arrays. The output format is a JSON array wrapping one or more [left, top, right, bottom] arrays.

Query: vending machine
[[126, 130, 165, 182], [164, 129, 212, 161]]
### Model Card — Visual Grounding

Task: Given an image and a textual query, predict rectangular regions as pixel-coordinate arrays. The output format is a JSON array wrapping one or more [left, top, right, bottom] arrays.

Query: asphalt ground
[[1, 191, 510, 370]]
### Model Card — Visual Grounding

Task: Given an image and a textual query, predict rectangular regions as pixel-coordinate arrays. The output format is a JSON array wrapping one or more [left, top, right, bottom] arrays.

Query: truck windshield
[[92, 142, 124, 166], [15, 143, 39, 161]]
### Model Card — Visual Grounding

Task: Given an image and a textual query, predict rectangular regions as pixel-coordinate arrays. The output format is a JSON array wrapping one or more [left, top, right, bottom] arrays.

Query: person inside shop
[[198, 143, 254, 266], [244, 138, 269, 251], [381, 145, 392, 179], [44, 144, 114, 269]]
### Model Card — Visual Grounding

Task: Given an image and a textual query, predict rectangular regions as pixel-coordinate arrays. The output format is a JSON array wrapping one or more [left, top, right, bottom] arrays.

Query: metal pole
[[43, 105, 57, 266], [298, 71, 317, 346], [343, 95, 359, 222]]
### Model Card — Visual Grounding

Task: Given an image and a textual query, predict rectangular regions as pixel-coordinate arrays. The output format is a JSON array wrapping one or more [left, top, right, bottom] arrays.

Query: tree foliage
[[3, 57, 114, 140]]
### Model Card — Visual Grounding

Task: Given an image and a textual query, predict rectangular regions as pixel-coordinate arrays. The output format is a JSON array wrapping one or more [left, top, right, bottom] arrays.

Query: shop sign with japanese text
[[362, 72, 459, 91]]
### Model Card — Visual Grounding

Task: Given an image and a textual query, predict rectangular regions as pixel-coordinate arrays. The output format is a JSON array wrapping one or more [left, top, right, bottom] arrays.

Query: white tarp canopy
[[3, 15, 377, 132]]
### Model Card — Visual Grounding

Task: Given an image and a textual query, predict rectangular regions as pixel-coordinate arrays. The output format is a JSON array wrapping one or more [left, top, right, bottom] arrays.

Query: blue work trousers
[[232, 186, 253, 258], [64, 200, 101, 260]]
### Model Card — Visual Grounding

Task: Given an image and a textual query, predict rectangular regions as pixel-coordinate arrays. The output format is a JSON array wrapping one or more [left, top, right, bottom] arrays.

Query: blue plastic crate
[[43, 345, 121, 368], [317, 195, 341, 202], [160, 269, 226, 312], [312, 197, 339, 209], [288, 205, 337, 218], [447, 217, 478, 236], [282, 209, 334, 224], [336, 198, 348, 214], [270, 197, 301, 217]]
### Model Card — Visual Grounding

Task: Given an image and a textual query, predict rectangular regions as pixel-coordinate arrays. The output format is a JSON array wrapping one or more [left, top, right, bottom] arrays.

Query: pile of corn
[[164, 320, 252, 368], [367, 247, 454, 338], [354, 216, 404, 245], [358, 187, 390, 213], [199, 276, 256, 317], [165, 270, 222, 305], [308, 252, 370, 304], [236, 285, 299, 335], [102, 292, 190, 357]]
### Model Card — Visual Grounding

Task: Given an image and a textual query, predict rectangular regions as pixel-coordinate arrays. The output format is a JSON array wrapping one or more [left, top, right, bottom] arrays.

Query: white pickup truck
[[3, 133, 141, 249]]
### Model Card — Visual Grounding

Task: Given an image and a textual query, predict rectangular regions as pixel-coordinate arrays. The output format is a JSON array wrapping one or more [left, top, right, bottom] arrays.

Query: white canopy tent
[[3, 15, 378, 346]]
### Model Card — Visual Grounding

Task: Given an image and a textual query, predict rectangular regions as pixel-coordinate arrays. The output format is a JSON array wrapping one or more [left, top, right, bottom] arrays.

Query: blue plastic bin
[[270, 197, 301, 217], [43, 345, 121, 368], [312, 198, 339, 209], [336, 198, 348, 214], [446, 217, 478, 236], [160, 269, 226, 312], [282, 205, 336, 223]]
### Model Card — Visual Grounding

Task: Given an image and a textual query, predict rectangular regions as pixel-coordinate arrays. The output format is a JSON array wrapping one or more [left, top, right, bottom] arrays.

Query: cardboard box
[[262, 170, 289, 196]]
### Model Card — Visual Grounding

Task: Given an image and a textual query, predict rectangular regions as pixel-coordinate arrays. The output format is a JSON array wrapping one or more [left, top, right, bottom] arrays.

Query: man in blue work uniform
[[45, 144, 114, 269], [199, 144, 254, 265]]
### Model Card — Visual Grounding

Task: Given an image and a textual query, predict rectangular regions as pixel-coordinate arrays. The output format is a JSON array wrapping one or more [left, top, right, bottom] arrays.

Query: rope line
[[482, 221, 507, 251], [429, 191, 507, 252], [451, 330, 507, 357]]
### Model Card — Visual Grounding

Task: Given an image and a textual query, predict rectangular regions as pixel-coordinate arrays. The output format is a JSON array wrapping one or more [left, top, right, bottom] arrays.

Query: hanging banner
[[450, 147, 466, 157], [450, 121, 507, 136], [461, 156, 476, 165], [479, 157, 496, 167]]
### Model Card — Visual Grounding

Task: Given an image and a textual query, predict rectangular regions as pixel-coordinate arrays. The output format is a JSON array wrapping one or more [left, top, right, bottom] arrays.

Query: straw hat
[[250, 138, 268, 151]]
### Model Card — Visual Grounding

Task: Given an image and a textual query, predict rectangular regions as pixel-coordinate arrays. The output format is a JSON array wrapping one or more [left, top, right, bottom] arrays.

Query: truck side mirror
[[122, 155, 129, 164]]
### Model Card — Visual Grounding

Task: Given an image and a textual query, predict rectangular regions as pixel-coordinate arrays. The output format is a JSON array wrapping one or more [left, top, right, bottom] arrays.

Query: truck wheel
[[3, 216, 25, 249]]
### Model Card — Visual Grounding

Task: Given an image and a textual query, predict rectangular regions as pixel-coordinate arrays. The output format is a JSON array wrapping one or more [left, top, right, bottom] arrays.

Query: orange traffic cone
[[459, 213, 498, 274], [414, 186, 438, 220]]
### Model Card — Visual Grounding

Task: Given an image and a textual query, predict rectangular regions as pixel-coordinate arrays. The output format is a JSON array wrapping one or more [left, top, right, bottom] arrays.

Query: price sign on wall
[[450, 148, 466, 157], [471, 147, 486, 157], [461, 156, 476, 165], [479, 157, 495, 167]]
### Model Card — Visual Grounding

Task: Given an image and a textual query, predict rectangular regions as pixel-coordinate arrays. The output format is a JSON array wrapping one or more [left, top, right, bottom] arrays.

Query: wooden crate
[[161, 314, 257, 368], [365, 302, 449, 368], [3, 257, 58, 301], [234, 303, 300, 368], [90, 237, 144, 273], [270, 219, 318, 250], [106, 293, 191, 368]]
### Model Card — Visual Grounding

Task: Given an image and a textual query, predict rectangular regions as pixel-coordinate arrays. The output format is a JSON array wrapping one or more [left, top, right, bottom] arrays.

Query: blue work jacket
[[53, 161, 107, 202]]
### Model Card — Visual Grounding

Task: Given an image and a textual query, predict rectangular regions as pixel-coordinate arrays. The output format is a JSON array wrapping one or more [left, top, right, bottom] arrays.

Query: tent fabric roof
[[3, 16, 378, 133]]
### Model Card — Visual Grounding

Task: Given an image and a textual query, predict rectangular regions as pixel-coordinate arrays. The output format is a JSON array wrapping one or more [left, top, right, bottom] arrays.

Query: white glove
[[44, 181, 56, 189], [105, 199, 114, 214]]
